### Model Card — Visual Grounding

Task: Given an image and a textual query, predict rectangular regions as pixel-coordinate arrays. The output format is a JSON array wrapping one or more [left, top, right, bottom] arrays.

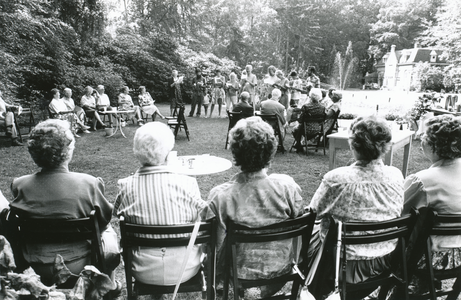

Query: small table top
[[168, 155, 233, 176], [328, 129, 414, 143]]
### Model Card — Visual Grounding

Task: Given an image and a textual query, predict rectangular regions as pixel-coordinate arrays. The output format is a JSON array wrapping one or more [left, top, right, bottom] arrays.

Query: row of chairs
[[1, 207, 460, 300]]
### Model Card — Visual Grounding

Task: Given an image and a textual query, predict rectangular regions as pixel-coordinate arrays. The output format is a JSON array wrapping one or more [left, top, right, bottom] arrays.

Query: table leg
[[329, 138, 336, 170], [108, 114, 120, 137], [402, 137, 412, 178], [384, 147, 394, 166]]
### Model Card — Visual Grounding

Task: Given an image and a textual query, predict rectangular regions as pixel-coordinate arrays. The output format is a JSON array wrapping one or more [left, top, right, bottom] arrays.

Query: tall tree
[[421, 0, 461, 65]]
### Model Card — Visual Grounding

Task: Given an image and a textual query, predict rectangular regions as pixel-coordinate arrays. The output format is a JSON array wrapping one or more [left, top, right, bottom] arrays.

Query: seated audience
[[292, 88, 326, 153], [114, 122, 207, 285], [309, 115, 403, 297], [138, 86, 165, 120], [404, 115, 461, 275], [260, 88, 287, 139], [0, 90, 23, 146], [49, 88, 90, 137], [9, 119, 120, 285], [206, 116, 303, 297], [80, 86, 106, 131], [118, 86, 144, 125], [232, 91, 254, 117]]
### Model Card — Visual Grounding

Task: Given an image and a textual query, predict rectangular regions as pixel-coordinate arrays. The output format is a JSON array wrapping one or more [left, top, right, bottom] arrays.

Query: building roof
[[395, 48, 447, 64]]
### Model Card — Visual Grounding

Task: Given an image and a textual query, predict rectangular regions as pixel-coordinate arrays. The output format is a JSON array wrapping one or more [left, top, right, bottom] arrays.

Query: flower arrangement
[[338, 113, 357, 120], [409, 96, 434, 121]]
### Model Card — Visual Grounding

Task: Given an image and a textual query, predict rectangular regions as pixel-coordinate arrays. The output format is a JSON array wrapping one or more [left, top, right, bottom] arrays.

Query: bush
[[338, 113, 357, 119]]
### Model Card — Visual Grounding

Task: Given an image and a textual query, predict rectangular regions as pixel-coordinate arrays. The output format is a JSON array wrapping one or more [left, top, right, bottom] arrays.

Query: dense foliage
[[1, 0, 460, 114]]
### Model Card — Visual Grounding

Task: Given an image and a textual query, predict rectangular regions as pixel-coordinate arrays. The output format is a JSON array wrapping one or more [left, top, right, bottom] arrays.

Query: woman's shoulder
[[267, 173, 299, 187]]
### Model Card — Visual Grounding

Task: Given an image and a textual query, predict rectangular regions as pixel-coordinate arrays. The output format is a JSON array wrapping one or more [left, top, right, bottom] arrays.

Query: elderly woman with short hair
[[206, 116, 303, 297], [309, 115, 404, 297], [292, 88, 326, 153], [137, 86, 165, 121], [80, 86, 106, 130], [404, 115, 461, 278], [114, 122, 207, 285], [10, 119, 119, 285]]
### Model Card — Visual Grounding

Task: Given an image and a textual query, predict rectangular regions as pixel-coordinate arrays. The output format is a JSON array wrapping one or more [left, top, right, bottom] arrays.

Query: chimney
[[414, 42, 420, 49], [391, 45, 396, 53]]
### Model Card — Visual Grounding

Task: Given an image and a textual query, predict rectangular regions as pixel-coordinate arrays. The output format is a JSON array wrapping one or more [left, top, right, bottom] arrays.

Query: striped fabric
[[114, 165, 207, 238]]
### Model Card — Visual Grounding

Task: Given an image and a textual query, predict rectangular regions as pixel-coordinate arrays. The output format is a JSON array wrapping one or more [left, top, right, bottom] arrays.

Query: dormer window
[[430, 50, 437, 63]]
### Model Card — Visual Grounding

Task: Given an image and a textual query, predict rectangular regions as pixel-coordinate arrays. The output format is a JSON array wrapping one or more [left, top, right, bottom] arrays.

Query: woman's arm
[[403, 174, 427, 215]]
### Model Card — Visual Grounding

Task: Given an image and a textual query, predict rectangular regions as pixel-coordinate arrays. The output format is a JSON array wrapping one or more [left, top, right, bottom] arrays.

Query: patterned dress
[[310, 159, 404, 260], [206, 170, 303, 280]]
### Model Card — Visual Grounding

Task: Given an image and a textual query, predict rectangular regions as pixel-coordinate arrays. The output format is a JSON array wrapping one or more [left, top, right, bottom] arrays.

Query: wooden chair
[[223, 209, 317, 300], [166, 105, 190, 141], [16, 107, 35, 135], [119, 216, 216, 300], [4, 208, 105, 287], [406, 207, 461, 300], [289, 115, 326, 155], [339, 209, 419, 300], [255, 113, 285, 153], [225, 111, 246, 149], [0, 107, 23, 142], [140, 108, 157, 123]]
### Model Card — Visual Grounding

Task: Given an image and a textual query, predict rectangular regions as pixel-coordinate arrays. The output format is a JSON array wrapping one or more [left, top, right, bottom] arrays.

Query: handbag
[[171, 219, 202, 300], [298, 224, 330, 300], [325, 221, 342, 300]]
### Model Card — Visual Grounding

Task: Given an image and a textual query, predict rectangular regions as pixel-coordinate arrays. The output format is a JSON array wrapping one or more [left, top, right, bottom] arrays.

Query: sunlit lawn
[[0, 90, 432, 299]]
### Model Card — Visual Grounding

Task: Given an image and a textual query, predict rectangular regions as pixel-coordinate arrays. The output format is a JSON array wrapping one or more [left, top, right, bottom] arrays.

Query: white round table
[[168, 155, 233, 176]]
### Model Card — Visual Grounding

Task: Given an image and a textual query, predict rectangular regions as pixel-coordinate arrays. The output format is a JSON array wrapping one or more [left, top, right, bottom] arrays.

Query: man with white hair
[[260, 88, 288, 139], [114, 122, 207, 286]]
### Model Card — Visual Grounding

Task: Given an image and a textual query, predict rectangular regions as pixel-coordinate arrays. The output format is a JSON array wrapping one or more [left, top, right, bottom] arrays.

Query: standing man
[[189, 68, 206, 117], [0, 90, 22, 146], [306, 66, 320, 88], [168, 70, 183, 116], [240, 65, 258, 108]]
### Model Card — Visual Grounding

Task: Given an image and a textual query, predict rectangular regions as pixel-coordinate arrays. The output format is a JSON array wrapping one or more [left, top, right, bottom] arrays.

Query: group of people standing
[[175, 64, 321, 119]]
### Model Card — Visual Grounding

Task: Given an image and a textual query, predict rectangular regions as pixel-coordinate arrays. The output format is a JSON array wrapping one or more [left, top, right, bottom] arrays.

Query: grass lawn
[[0, 90, 433, 299]]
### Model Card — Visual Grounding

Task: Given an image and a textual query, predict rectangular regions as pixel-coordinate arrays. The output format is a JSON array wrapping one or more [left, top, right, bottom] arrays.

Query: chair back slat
[[231, 225, 312, 244], [343, 226, 410, 245]]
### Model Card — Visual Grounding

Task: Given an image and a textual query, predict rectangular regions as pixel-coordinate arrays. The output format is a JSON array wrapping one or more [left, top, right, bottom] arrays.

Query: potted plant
[[337, 113, 357, 130]]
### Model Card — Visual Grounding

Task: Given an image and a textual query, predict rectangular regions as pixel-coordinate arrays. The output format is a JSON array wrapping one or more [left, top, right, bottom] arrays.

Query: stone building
[[375, 43, 448, 91]]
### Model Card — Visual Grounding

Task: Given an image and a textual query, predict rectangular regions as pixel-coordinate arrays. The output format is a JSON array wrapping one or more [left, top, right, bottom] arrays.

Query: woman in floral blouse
[[309, 115, 404, 296]]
